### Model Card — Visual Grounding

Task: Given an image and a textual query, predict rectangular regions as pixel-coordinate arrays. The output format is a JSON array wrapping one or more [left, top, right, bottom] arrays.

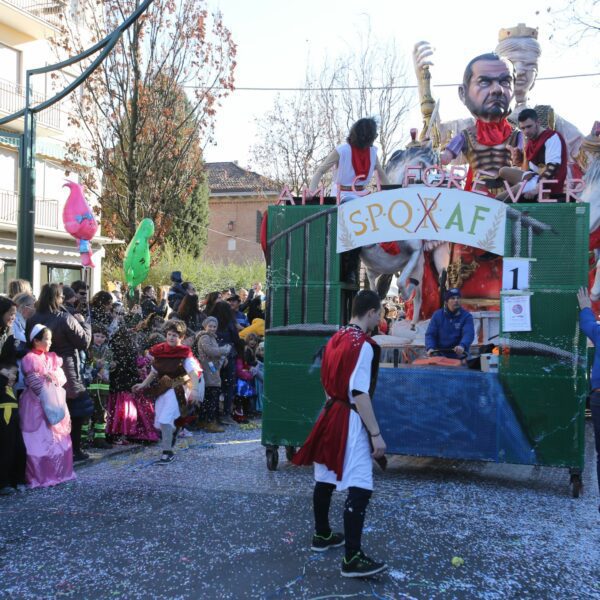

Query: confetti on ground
[[0, 423, 599, 599]]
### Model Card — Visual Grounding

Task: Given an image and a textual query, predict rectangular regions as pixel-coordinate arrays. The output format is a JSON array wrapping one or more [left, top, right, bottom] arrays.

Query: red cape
[[149, 342, 193, 360], [292, 326, 379, 480], [525, 129, 567, 195]]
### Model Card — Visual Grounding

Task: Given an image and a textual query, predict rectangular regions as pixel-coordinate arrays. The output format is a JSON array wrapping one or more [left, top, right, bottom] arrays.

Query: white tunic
[[333, 143, 378, 202], [153, 356, 197, 428], [314, 342, 374, 491]]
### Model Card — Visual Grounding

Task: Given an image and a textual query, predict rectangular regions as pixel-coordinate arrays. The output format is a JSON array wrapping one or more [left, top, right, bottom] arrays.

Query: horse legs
[[375, 274, 394, 300]]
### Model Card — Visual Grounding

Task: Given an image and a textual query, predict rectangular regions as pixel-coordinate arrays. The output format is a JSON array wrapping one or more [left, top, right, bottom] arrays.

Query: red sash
[[292, 326, 378, 480], [525, 129, 567, 194], [350, 145, 371, 181]]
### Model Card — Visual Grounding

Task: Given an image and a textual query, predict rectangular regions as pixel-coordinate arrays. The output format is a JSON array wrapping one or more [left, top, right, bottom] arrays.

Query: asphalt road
[[1, 423, 599, 599]]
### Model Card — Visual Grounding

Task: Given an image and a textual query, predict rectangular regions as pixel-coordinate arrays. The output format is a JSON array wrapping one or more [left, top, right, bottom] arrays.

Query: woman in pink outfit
[[19, 325, 76, 488]]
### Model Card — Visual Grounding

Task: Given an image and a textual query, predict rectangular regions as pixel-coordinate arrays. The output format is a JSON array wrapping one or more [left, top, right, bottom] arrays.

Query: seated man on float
[[499, 108, 568, 202], [425, 288, 474, 360]]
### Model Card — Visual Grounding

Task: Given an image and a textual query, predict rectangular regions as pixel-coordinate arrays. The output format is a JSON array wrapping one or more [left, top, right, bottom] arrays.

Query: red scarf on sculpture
[[476, 119, 513, 146], [350, 145, 371, 181], [292, 326, 379, 480], [149, 342, 193, 360]]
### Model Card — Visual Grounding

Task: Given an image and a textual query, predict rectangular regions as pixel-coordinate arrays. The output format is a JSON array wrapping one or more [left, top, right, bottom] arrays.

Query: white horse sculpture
[[359, 142, 450, 326]]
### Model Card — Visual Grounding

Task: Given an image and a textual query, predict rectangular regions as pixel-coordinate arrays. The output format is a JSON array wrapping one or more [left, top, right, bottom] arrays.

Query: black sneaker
[[157, 451, 175, 465], [341, 552, 387, 578], [311, 532, 345, 552]]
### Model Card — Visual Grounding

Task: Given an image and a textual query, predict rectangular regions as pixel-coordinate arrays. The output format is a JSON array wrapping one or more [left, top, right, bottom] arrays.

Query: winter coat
[[425, 307, 474, 354], [195, 330, 229, 387], [216, 322, 240, 357], [141, 297, 167, 319], [26, 309, 92, 400], [580, 307, 600, 389], [168, 282, 187, 311]]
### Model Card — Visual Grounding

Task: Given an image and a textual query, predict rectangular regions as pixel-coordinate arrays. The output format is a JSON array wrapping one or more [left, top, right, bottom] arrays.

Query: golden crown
[[498, 23, 538, 42]]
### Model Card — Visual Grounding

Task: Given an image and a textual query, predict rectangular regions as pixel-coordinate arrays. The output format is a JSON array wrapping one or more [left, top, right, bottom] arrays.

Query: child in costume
[[19, 325, 75, 488], [84, 325, 113, 448], [0, 364, 26, 495], [107, 325, 159, 443], [133, 320, 202, 464]]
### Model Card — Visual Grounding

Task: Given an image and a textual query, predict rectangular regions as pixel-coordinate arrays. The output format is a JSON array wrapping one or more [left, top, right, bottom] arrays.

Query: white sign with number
[[502, 257, 531, 291]]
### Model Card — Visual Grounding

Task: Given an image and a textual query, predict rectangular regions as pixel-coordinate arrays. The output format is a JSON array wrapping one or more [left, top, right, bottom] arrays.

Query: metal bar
[[527, 225, 533, 258], [284, 233, 291, 326], [301, 223, 309, 323], [267, 206, 337, 248], [16, 76, 35, 282], [512, 214, 522, 257], [323, 213, 331, 324], [0, 0, 153, 126]]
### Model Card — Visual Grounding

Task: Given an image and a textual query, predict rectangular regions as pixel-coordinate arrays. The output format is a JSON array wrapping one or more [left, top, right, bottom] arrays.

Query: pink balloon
[[62, 181, 98, 267]]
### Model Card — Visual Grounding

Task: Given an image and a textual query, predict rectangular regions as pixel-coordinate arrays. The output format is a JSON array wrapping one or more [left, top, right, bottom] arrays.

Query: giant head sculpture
[[458, 53, 515, 122]]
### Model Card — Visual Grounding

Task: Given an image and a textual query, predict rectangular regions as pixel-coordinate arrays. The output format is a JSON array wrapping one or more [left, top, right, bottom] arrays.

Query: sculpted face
[[459, 59, 514, 122], [510, 56, 537, 103]]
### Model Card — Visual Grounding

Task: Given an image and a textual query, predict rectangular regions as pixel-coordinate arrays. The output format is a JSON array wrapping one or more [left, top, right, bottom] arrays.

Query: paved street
[[1, 423, 599, 600]]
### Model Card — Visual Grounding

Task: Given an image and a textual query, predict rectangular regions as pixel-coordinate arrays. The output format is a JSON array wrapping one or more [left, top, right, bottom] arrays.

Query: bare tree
[[544, 0, 600, 44], [250, 32, 413, 193]]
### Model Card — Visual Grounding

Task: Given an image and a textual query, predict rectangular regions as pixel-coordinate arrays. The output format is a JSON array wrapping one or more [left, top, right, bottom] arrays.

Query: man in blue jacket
[[577, 286, 600, 513], [425, 288, 475, 359]]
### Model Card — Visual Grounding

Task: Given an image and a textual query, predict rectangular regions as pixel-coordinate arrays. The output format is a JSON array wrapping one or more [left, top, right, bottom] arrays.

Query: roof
[[205, 162, 280, 196]]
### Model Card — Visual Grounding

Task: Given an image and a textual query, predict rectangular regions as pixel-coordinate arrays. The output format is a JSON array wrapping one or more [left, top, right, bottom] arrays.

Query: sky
[[205, 0, 600, 171]]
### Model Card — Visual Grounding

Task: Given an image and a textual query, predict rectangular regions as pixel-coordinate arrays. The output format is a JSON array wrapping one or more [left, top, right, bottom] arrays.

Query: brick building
[[204, 162, 279, 263]]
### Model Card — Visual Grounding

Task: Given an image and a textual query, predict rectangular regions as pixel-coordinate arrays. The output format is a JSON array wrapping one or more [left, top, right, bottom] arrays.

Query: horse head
[[385, 142, 438, 186]]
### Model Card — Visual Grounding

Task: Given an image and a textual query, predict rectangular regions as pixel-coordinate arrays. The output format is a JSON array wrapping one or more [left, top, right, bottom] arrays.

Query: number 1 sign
[[502, 257, 533, 291]]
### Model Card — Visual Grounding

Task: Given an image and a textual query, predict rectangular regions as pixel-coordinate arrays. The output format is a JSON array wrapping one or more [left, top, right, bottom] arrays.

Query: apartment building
[[0, 0, 107, 294]]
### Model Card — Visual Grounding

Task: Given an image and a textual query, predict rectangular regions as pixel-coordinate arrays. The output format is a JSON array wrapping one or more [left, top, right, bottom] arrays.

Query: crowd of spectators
[[0, 273, 267, 492]]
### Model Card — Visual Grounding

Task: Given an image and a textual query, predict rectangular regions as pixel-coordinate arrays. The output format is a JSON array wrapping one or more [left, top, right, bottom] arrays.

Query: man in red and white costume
[[293, 290, 387, 578], [500, 107, 568, 201]]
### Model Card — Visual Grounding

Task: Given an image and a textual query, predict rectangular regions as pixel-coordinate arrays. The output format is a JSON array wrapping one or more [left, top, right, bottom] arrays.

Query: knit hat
[[203, 316, 218, 328], [445, 288, 461, 301]]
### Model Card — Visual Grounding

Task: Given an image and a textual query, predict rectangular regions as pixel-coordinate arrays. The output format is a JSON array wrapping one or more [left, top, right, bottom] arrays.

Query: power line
[[182, 71, 600, 92]]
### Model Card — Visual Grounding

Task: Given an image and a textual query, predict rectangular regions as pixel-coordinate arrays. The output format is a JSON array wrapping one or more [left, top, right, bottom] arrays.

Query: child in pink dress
[[19, 325, 75, 488]]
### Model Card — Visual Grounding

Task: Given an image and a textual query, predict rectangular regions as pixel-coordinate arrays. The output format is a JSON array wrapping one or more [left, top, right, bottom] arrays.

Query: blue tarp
[[373, 366, 537, 465]]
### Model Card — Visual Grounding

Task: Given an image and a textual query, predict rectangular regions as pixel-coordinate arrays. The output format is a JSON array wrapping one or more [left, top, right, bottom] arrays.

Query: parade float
[[261, 24, 600, 497]]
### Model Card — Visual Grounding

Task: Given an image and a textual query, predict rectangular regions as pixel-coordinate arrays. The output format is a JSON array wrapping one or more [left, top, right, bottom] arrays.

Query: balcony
[[0, 0, 66, 28], [0, 77, 61, 130], [0, 188, 62, 231]]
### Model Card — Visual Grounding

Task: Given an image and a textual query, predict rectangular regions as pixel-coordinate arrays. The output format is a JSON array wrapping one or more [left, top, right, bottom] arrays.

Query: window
[[36, 159, 69, 201], [227, 238, 236, 251], [41, 264, 82, 287], [0, 148, 18, 193], [0, 261, 17, 295], [0, 44, 20, 85]]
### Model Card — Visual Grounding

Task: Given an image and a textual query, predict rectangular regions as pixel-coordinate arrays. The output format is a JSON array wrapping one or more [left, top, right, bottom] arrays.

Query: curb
[[73, 443, 146, 470]]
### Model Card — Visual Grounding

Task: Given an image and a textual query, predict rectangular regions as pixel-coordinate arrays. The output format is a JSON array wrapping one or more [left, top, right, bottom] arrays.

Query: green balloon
[[123, 218, 155, 292]]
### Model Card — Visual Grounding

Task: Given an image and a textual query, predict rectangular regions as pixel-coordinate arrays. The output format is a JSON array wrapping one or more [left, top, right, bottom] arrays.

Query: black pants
[[203, 387, 220, 423], [313, 482, 372, 559]]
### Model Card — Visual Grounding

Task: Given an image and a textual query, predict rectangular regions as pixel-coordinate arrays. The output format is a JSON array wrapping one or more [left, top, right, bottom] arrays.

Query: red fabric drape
[[350, 145, 371, 180], [292, 326, 376, 480]]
